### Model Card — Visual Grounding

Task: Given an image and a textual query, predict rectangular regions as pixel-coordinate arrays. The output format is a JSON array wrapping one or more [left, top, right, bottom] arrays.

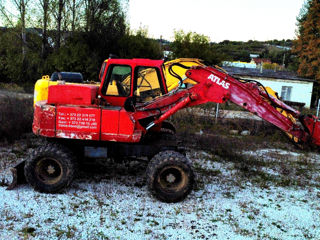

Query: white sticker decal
[[208, 74, 230, 89]]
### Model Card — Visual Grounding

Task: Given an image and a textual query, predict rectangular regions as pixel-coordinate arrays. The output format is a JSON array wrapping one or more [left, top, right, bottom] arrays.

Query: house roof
[[251, 58, 271, 64], [223, 66, 315, 82]]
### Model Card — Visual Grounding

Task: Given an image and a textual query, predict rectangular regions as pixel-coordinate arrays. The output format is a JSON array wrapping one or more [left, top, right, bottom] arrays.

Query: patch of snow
[[243, 148, 302, 158], [0, 149, 320, 239]]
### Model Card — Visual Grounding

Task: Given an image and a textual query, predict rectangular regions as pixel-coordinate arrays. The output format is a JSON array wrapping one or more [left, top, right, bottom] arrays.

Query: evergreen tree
[[293, 0, 320, 81]]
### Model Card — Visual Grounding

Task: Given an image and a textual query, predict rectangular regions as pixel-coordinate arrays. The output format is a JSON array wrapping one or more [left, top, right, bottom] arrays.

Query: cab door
[[133, 66, 166, 103], [101, 64, 132, 106]]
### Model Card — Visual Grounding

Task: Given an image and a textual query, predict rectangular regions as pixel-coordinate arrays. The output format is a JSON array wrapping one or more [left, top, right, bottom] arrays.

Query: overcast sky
[[128, 0, 306, 42]]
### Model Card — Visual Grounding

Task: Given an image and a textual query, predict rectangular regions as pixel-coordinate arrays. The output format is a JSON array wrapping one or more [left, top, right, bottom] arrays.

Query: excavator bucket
[[6, 160, 26, 190]]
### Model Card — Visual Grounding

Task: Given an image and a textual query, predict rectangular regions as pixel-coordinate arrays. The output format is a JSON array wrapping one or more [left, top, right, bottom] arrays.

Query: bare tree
[[67, 0, 83, 32], [51, 0, 65, 49], [14, 0, 30, 58], [0, 0, 30, 59], [56, 0, 64, 49], [39, 0, 49, 58], [84, 0, 101, 32], [0, 1, 16, 27]]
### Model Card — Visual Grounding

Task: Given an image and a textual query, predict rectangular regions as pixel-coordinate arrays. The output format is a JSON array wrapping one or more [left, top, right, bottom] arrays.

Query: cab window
[[104, 65, 131, 96], [134, 66, 164, 103]]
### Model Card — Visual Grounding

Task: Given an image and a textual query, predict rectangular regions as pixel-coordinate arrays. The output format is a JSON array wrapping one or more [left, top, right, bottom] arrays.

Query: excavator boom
[[134, 64, 320, 147]]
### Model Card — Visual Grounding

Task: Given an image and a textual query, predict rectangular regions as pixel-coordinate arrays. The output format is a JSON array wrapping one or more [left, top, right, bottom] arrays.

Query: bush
[[0, 96, 33, 142], [170, 110, 290, 156], [0, 83, 25, 93]]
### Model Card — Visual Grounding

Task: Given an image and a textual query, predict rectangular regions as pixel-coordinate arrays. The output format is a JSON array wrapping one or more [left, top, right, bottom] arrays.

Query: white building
[[163, 50, 173, 58], [223, 67, 314, 108], [250, 54, 259, 58], [222, 61, 256, 69]]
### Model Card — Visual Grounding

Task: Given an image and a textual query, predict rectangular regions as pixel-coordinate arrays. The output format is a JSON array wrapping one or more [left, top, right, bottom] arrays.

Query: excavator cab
[[99, 59, 168, 107]]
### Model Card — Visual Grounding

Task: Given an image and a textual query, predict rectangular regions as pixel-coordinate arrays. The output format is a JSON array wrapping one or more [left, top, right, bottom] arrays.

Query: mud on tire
[[24, 143, 77, 193], [146, 150, 194, 203]]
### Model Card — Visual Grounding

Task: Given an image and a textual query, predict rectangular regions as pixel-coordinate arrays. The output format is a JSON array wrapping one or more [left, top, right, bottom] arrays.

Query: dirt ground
[[0, 134, 319, 239]]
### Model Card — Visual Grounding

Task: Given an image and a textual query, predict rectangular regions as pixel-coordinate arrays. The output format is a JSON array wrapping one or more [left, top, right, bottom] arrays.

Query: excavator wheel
[[146, 150, 194, 203], [24, 143, 77, 193]]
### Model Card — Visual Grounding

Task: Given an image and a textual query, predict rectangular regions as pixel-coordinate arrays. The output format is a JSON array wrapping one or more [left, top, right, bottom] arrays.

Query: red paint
[[301, 115, 320, 145], [101, 108, 120, 141], [33, 101, 55, 137], [152, 96, 191, 126], [103, 96, 127, 107], [56, 106, 101, 140], [48, 84, 99, 106], [118, 109, 137, 141]]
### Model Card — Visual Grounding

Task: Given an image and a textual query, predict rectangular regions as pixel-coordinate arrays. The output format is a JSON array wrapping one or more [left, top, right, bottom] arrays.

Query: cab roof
[[104, 58, 164, 67]]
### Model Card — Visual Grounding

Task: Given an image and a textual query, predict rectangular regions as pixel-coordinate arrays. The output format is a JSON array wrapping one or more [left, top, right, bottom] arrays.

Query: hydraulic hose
[[168, 63, 191, 86]]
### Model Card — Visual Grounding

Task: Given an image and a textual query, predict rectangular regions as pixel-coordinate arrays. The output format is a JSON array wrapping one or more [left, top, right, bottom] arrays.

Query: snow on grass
[[1, 149, 320, 239]]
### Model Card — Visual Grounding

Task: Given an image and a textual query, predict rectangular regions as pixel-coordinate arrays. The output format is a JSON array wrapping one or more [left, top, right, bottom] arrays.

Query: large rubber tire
[[24, 143, 77, 193], [146, 150, 194, 203]]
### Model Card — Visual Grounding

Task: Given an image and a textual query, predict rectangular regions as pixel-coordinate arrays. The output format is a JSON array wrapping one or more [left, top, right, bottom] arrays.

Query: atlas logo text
[[208, 74, 230, 89]]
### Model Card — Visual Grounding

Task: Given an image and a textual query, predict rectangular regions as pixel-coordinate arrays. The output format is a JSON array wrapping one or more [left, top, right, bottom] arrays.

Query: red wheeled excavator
[[7, 58, 320, 202]]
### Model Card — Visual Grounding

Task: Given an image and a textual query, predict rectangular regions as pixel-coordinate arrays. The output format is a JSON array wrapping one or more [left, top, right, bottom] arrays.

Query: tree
[[119, 28, 162, 59], [66, 0, 83, 32], [51, 0, 65, 49], [47, 0, 126, 81], [0, 0, 42, 84], [0, 0, 128, 84], [82, 0, 126, 57], [0, 28, 42, 84], [171, 30, 221, 65], [263, 62, 280, 70], [16, 0, 29, 58], [0, 0, 31, 59], [39, 0, 50, 59], [292, 0, 320, 81]]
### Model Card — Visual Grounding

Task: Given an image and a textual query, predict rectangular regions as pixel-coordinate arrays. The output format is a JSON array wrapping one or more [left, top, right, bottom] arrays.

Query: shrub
[[0, 83, 25, 93], [0, 96, 33, 142]]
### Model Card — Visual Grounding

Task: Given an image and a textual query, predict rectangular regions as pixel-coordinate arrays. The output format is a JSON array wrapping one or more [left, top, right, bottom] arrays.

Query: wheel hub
[[158, 166, 188, 192], [35, 157, 63, 185], [47, 165, 55, 175], [166, 173, 176, 183]]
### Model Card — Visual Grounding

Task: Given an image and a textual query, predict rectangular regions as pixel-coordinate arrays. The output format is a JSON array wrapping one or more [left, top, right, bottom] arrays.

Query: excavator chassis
[[6, 128, 181, 191]]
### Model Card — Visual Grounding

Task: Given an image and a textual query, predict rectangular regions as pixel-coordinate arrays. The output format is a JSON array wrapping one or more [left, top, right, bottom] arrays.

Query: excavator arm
[[135, 65, 320, 148]]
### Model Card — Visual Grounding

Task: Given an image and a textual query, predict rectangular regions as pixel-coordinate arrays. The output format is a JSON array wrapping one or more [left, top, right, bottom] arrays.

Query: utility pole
[[282, 53, 286, 68]]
